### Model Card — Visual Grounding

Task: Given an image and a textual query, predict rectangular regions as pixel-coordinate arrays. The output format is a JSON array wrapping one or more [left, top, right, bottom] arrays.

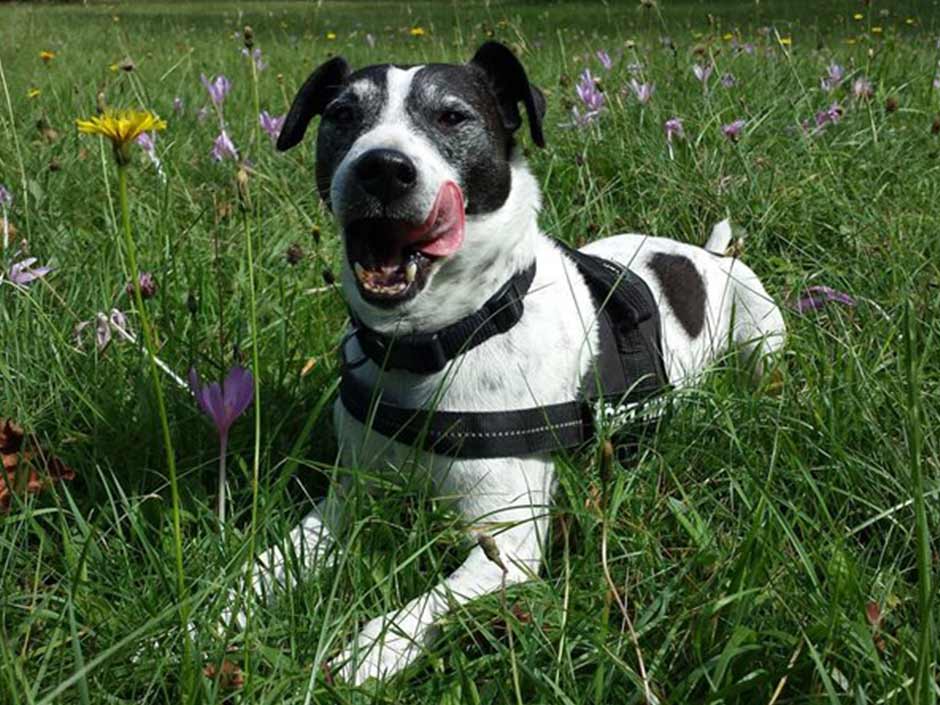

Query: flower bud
[[127, 271, 157, 299], [243, 25, 254, 49], [477, 534, 508, 573]]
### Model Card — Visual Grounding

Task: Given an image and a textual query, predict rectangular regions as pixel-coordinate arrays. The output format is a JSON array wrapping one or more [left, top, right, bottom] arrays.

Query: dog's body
[[240, 44, 785, 683]]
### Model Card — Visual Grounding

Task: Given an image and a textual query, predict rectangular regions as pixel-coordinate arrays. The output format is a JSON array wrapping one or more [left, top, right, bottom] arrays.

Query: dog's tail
[[704, 218, 733, 255]]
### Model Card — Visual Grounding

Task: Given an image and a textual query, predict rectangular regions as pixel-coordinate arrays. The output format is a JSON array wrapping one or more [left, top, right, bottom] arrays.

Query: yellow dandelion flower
[[778, 36, 792, 46], [722, 32, 734, 41], [906, 18, 916, 25], [871, 26, 883, 34], [326, 31, 336, 40], [410, 26, 426, 37], [40, 50, 56, 63], [846, 37, 857, 44], [109, 63, 120, 72], [76, 109, 166, 166], [853, 13, 863, 20], [27, 88, 41, 98]]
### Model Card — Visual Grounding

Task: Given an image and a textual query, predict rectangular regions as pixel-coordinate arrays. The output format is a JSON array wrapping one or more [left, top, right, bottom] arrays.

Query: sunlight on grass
[[0, 1, 937, 703]]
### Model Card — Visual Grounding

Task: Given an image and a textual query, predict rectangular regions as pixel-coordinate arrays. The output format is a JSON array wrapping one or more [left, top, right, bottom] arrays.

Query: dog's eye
[[326, 104, 356, 125], [437, 110, 469, 128]]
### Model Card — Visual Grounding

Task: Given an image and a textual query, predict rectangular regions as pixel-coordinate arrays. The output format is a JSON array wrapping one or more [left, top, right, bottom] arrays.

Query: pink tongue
[[405, 181, 465, 258]]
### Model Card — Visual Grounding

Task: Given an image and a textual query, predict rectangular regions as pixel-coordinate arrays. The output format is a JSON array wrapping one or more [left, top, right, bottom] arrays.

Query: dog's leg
[[221, 485, 347, 629], [337, 458, 553, 684]]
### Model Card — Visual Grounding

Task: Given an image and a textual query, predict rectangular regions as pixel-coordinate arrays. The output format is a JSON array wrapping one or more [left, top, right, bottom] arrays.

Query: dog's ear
[[277, 57, 351, 151], [470, 42, 546, 148]]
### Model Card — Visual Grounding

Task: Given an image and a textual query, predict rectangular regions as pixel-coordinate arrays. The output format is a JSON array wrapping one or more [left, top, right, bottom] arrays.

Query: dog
[[233, 41, 786, 684]]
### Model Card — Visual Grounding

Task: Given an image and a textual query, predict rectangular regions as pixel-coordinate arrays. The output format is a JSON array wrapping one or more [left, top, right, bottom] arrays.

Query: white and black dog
[[236, 42, 785, 683]]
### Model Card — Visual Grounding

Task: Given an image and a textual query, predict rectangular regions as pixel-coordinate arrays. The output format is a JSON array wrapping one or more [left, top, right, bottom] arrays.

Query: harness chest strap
[[339, 239, 667, 458]]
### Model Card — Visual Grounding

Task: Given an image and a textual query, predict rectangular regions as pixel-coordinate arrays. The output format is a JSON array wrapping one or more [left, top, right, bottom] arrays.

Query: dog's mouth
[[345, 181, 465, 305]]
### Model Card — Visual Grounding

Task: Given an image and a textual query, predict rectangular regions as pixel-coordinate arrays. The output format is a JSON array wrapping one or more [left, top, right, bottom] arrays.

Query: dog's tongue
[[404, 181, 465, 258]]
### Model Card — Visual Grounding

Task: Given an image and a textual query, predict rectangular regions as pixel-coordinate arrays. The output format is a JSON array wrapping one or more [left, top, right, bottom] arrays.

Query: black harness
[[339, 239, 667, 458]]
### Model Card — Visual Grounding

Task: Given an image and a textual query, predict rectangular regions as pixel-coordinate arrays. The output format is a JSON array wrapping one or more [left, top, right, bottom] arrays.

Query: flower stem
[[240, 186, 263, 695], [903, 302, 935, 705], [218, 434, 228, 524], [117, 165, 192, 683], [249, 48, 262, 151]]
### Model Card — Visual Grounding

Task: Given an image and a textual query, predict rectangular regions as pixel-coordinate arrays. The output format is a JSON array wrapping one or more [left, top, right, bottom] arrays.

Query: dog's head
[[278, 42, 545, 325]]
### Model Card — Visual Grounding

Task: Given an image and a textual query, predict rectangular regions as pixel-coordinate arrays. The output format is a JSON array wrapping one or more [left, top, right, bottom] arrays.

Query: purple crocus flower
[[259, 110, 285, 143], [189, 365, 254, 521], [721, 119, 746, 142], [126, 271, 157, 300], [815, 102, 843, 127], [211, 130, 239, 162], [821, 63, 844, 93], [576, 69, 605, 114], [853, 77, 874, 100], [692, 64, 713, 84], [200, 73, 231, 107], [172, 97, 184, 115], [241, 47, 267, 71], [792, 285, 856, 313], [136, 131, 155, 154], [596, 49, 613, 71], [135, 132, 165, 180], [720, 72, 737, 88], [0, 184, 11, 209], [628, 79, 654, 104], [8, 258, 51, 286], [664, 116, 685, 142]]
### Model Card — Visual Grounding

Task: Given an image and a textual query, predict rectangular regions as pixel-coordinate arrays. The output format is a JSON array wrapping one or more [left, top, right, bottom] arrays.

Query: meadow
[[1, 0, 939, 702]]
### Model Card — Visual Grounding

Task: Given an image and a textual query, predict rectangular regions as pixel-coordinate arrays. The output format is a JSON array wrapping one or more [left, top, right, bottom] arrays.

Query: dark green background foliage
[[0, 1, 938, 703]]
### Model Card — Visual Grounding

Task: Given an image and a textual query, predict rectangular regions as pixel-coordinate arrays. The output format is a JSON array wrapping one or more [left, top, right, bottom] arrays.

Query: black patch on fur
[[405, 64, 514, 214], [313, 65, 390, 206], [649, 253, 706, 338]]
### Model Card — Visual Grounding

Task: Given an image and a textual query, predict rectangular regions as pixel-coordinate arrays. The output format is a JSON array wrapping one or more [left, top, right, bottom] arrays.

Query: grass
[[1, 0, 939, 702]]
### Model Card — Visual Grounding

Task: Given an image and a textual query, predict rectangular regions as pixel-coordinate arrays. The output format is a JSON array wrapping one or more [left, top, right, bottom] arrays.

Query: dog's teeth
[[405, 261, 417, 283], [353, 262, 367, 282]]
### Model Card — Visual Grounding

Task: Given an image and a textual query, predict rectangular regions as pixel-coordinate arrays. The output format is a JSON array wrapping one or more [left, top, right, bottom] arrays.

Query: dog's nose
[[353, 149, 417, 202]]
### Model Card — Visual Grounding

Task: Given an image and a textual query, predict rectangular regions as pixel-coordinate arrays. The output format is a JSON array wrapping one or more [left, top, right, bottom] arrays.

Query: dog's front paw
[[335, 613, 431, 685]]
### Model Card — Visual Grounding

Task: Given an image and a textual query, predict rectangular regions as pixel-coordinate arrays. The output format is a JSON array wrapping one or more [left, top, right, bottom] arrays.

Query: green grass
[[1, 0, 939, 702]]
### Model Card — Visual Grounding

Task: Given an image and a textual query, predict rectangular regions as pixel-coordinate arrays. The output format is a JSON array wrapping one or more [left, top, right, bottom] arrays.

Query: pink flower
[[791, 285, 856, 313], [211, 130, 238, 161], [692, 63, 713, 84], [259, 110, 285, 143], [853, 77, 874, 100], [628, 79, 654, 104], [8, 258, 52, 286], [821, 63, 844, 93], [200, 74, 231, 107], [721, 119, 746, 142], [576, 69, 605, 113], [664, 116, 685, 142]]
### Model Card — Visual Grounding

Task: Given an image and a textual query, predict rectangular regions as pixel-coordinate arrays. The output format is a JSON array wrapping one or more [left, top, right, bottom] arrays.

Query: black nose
[[353, 149, 418, 202]]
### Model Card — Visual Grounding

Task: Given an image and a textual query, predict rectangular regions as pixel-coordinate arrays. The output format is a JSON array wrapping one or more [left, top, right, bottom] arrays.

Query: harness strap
[[351, 261, 537, 374], [339, 372, 593, 458], [339, 238, 667, 458]]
